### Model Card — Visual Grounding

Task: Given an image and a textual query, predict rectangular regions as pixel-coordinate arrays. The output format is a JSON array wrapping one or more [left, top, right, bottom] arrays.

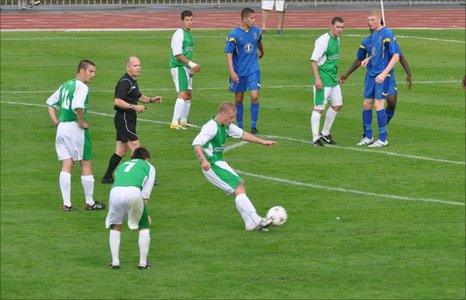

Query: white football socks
[[311, 110, 322, 142], [171, 98, 185, 124], [321, 107, 338, 136], [235, 193, 262, 230], [138, 229, 151, 267], [81, 175, 95, 206], [180, 100, 191, 124], [59, 171, 72, 207], [109, 230, 121, 266]]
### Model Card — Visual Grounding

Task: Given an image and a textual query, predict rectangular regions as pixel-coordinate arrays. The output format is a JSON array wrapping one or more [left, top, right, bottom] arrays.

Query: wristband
[[187, 61, 197, 68], [129, 104, 135, 110]]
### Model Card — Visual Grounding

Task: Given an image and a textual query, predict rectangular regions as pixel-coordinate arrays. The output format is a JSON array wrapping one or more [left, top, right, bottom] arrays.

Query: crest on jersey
[[244, 43, 254, 53], [253, 32, 258, 39]]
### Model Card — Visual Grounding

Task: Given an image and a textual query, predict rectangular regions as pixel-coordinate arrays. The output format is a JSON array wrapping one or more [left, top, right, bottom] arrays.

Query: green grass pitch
[[1, 29, 464, 299]]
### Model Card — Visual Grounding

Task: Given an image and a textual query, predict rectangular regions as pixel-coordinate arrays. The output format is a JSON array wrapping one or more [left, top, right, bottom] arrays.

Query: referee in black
[[101, 56, 162, 184]]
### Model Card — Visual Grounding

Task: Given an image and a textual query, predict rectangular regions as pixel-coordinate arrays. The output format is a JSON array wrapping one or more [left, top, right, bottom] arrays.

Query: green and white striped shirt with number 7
[[112, 159, 156, 199]]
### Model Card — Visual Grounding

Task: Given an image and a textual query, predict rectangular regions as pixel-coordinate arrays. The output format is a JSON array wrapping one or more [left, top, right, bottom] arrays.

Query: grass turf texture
[[1, 29, 464, 299]]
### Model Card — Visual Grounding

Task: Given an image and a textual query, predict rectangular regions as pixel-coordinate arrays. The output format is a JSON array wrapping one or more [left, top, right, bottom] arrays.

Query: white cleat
[[246, 218, 273, 231], [368, 139, 389, 148], [357, 137, 374, 146]]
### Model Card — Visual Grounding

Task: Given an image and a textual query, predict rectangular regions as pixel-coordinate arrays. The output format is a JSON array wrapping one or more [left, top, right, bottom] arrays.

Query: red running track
[[1, 8, 465, 30]]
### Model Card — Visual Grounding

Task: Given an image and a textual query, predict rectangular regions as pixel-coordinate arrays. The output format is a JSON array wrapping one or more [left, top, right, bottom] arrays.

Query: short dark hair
[[181, 10, 193, 20], [331, 17, 344, 25], [77, 59, 95, 73], [241, 7, 255, 19], [132, 147, 151, 160]]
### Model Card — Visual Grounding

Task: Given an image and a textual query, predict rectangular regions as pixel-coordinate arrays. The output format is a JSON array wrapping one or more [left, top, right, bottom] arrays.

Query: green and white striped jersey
[[169, 28, 194, 68], [113, 158, 156, 199], [192, 118, 244, 163], [46, 79, 89, 122], [311, 32, 341, 87]]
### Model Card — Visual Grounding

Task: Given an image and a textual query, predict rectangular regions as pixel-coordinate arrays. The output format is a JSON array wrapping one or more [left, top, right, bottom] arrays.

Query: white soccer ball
[[266, 206, 287, 226]]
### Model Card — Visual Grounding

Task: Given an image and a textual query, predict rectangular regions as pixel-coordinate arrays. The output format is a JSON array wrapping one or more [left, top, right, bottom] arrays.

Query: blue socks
[[362, 109, 373, 139], [236, 102, 260, 129], [377, 109, 388, 142], [250, 102, 260, 129], [235, 103, 244, 128]]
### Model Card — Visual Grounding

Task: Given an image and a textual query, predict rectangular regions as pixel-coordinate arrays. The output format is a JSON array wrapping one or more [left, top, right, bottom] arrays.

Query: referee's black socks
[[103, 153, 123, 179]]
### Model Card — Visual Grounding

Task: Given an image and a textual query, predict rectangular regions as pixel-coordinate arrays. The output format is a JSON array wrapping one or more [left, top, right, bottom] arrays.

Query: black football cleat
[[85, 201, 106, 211], [101, 176, 114, 184], [320, 134, 336, 145]]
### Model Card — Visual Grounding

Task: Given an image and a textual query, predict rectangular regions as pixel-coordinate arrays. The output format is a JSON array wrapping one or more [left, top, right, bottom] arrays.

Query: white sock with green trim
[[180, 100, 191, 124], [109, 230, 121, 266], [81, 175, 95, 206], [311, 110, 322, 142], [138, 229, 151, 266], [235, 194, 262, 230], [322, 107, 338, 136], [171, 98, 185, 124], [59, 171, 72, 207]]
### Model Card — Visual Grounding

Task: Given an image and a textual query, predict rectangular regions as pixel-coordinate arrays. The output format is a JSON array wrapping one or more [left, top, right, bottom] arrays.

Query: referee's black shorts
[[114, 111, 138, 142]]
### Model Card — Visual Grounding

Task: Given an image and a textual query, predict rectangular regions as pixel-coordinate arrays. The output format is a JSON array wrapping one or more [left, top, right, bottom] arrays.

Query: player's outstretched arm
[[242, 132, 277, 147], [340, 59, 362, 84], [114, 98, 146, 113], [139, 95, 162, 104], [399, 54, 412, 91]]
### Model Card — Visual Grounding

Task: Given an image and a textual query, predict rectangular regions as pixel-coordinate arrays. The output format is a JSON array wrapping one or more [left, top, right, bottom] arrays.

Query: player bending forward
[[192, 102, 277, 231], [106, 147, 156, 269]]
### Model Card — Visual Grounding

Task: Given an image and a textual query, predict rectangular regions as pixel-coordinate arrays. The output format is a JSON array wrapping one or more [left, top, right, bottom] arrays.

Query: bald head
[[126, 56, 141, 78]]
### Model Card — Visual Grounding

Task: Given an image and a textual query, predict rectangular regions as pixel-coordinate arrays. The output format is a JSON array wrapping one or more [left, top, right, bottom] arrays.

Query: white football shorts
[[55, 121, 85, 161], [312, 84, 343, 110], [105, 186, 144, 230], [261, 0, 287, 12], [171, 66, 193, 92]]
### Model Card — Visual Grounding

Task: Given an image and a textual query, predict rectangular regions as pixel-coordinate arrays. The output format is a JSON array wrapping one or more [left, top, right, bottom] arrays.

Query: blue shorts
[[229, 71, 261, 93], [384, 75, 398, 96], [363, 74, 390, 100]]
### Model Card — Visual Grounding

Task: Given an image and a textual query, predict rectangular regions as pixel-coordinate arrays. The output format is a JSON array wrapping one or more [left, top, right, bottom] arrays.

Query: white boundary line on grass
[[2, 100, 464, 165], [0, 80, 460, 95], [236, 170, 465, 206], [264, 135, 466, 166], [1, 31, 464, 43], [2, 101, 464, 165], [2, 100, 464, 207], [225, 141, 464, 206]]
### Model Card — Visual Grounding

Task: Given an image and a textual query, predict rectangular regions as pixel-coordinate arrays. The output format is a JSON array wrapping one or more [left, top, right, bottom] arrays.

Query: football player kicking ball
[[105, 147, 156, 269], [192, 102, 277, 231]]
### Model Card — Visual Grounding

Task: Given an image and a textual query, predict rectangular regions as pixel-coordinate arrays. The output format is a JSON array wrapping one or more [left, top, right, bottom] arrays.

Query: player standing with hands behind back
[[101, 56, 162, 184], [310, 17, 344, 146], [169, 10, 201, 130], [226, 8, 264, 134], [46, 59, 105, 211]]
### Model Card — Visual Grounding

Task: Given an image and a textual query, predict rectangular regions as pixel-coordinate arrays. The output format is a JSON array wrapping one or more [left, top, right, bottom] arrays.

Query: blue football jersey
[[367, 27, 400, 76], [357, 33, 403, 79], [225, 26, 262, 76]]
